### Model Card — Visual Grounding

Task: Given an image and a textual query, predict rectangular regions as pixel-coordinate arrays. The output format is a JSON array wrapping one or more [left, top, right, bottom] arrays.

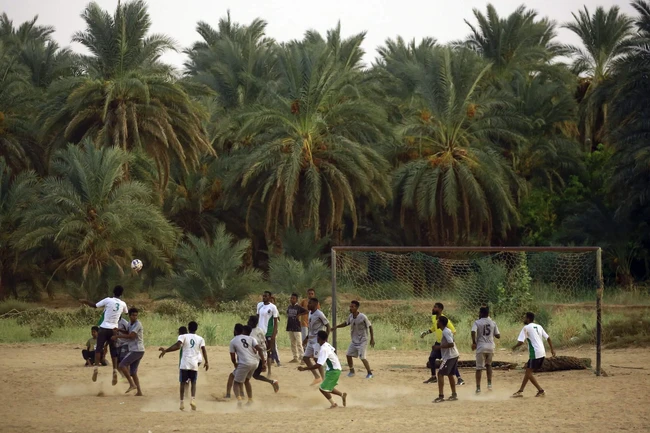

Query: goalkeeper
[[420, 302, 465, 385]]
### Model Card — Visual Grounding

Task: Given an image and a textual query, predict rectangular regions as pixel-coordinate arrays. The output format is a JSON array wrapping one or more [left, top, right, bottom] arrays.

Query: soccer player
[[302, 297, 331, 385], [248, 316, 280, 392], [298, 331, 347, 409], [511, 312, 556, 398], [300, 289, 316, 342], [286, 293, 308, 363], [229, 324, 266, 406], [471, 306, 500, 393], [336, 300, 375, 379], [80, 285, 128, 385], [420, 302, 465, 385], [433, 316, 459, 403], [112, 307, 145, 396], [159, 321, 209, 411], [256, 291, 279, 374], [116, 316, 130, 378]]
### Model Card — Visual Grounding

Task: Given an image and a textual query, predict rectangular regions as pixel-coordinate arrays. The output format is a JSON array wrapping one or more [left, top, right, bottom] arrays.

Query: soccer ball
[[131, 259, 143, 272]]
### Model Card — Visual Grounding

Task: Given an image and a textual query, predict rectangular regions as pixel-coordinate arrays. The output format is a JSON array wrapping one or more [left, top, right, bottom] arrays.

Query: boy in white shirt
[[471, 306, 500, 393], [159, 321, 209, 411], [433, 316, 459, 403], [229, 324, 266, 406], [512, 312, 556, 398], [298, 331, 347, 409]]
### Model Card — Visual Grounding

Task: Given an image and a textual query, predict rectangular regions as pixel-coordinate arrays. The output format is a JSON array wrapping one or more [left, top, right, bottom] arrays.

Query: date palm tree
[[391, 47, 525, 244], [563, 6, 634, 147], [40, 1, 213, 188], [224, 29, 391, 246], [15, 139, 180, 292]]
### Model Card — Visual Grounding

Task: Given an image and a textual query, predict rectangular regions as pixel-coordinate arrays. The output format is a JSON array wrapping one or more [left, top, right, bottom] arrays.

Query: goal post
[[330, 246, 604, 376]]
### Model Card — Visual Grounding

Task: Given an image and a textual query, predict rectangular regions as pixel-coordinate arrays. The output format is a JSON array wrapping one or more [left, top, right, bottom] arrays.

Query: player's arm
[[159, 340, 182, 358], [201, 346, 209, 370], [439, 338, 455, 349], [335, 321, 349, 329], [298, 362, 323, 371], [80, 298, 100, 308], [369, 325, 375, 347], [546, 337, 556, 357], [471, 330, 477, 351], [229, 352, 237, 368], [254, 344, 267, 368], [112, 330, 136, 341], [271, 316, 279, 341], [512, 327, 526, 351], [297, 306, 308, 316]]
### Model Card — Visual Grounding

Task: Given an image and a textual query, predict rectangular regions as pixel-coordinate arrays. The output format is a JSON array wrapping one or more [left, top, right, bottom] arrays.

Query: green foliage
[[0, 300, 34, 316], [165, 224, 263, 306], [215, 300, 256, 322], [281, 228, 329, 266], [379, 304, 428, 332], [268, 256, 329, 294], [154, 300, 199, 323]]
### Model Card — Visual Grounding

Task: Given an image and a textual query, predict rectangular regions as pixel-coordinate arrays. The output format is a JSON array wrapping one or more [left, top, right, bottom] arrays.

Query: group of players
[[80, 285, 557, 409]]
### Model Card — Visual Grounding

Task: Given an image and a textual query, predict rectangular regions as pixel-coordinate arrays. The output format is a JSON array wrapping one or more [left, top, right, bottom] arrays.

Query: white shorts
[[233, 363, 257, 383], [346, 342, 367, 360], [304, 341, 319, 358]]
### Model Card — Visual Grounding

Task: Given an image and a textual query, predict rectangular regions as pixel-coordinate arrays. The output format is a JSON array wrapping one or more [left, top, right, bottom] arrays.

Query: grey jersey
[[127, 320, 145, 352], [472, 317, 499, 353], [117, 318, 130, 347], [441, 327, 459, 361], [308, 309, 329, 342], [229, 335, 260, 366], [346, 313, 371, 345]]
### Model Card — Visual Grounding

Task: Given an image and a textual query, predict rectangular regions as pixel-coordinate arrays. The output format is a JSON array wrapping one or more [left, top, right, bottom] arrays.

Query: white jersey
[[96, 297, 128, 329], [441, 327, 459, 361], [178, 333, 205, 371], [518, 323, 549, 360], [256, 302, 279, 335], [316, 342, 341, 371]]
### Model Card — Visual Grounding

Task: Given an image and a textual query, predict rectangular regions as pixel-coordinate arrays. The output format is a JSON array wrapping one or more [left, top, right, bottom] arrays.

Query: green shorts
[[320, 369, 341, 392]]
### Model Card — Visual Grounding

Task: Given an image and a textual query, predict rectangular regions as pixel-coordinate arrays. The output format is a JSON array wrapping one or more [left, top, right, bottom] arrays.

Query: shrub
[[30, 319, 55, 338], [203, 324, 217, 345], [154, 300, 198, 323], [379, 304, 428, 332], [215, 300, 255, 322], [268, 256, 329, 294], [0, 300, 35, 316]]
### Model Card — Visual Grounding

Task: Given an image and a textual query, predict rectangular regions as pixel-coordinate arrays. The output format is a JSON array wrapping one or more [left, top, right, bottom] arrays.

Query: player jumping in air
[[420, 302, 465, 385], [229, 324, 266, 406], [298, 331, 347, 409], [433, 316, 459, 403], [112, 307, 145, 396], [80, 285, 128, 385], [471, 306, 500, 393], [303, 297, 331, 386], [256, 291, 279, 375], [159, 321, 209, 411], [512, 312, 556, 398], [336, 300, 375, 379]]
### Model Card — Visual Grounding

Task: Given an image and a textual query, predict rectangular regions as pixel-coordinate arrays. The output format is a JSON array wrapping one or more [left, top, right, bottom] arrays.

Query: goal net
[[330, 247, 603, 375]]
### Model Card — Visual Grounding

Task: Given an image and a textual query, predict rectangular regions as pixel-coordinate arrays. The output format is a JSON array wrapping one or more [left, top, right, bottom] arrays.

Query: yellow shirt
[[430, 314, 456, 342]]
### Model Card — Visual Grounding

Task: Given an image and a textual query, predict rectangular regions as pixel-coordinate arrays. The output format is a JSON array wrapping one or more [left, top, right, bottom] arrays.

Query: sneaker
[[347, 371, 356, 378], [423, 377, 437, 384], [511, 391, 524, 398], [180, 401, 185, 411], [365, 373, 373, 379], [433, 396, 445, 403], [535, 390, 546, 398], [476, 388, 481, 394], [272, 380, 280, 393], [457, 378, 465, 386], [488, 383, 493, 391], [190, 400, 197, 411], [448, 393, 458, 401]]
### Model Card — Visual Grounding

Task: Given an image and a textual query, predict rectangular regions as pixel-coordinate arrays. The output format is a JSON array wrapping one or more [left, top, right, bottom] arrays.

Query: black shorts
[[429, 344, 442, 361], [96, 327, 117, 358], [180, 369, 198, 383], [526, 357, 545, 370], [253, 360, 265, 378], [118, 345, 129, 363], [438, 357, 459, 376]]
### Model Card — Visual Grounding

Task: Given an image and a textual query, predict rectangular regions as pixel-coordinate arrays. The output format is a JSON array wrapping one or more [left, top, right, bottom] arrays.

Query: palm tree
[[508, 71, 580, 188], [0, 160, 41, 299], [15, 139, 180, 293], [268, 255, 329, 294], [165, 224, 262, 306], [390, 47, 524, 244], [462, 4, 564, 80], [223, 29, 391, 247], [40, 1, 213, 188], [563, 6, 634, 147]]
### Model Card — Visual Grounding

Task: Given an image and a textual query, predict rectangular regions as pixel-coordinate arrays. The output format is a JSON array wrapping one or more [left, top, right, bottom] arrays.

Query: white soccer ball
[[131, 259, 143, 272]]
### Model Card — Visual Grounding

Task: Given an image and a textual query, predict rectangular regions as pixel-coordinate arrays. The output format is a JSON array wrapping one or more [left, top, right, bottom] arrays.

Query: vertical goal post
[[330, 246, 603, 376]]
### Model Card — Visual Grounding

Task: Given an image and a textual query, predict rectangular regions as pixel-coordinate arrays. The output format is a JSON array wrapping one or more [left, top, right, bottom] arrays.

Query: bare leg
[[448, 374, 457, 395], [361, 359, 372, 374], [347, 355, 355, 373], [486, 365, 493, 385], [267, 353, 273, 377], [476, 369, 482, 390], [519, 369, 531, 391], [437, 371, 444, 396], [244, 379, 253, 399], [318, 364, 325, 379], [226, 373, 234, 397], [120, 365, 136, 391], [319, 389, 338, 408], [131, 374, 142, 396], [527, 369, 543, 391]]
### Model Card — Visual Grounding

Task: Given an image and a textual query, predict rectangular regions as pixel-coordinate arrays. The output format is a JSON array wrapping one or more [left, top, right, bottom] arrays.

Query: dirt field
[[1, 344, 649, 433]]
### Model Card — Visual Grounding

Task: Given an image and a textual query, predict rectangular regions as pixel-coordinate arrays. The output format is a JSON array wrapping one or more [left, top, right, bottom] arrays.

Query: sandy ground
[[0, 344, 649, 433]]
